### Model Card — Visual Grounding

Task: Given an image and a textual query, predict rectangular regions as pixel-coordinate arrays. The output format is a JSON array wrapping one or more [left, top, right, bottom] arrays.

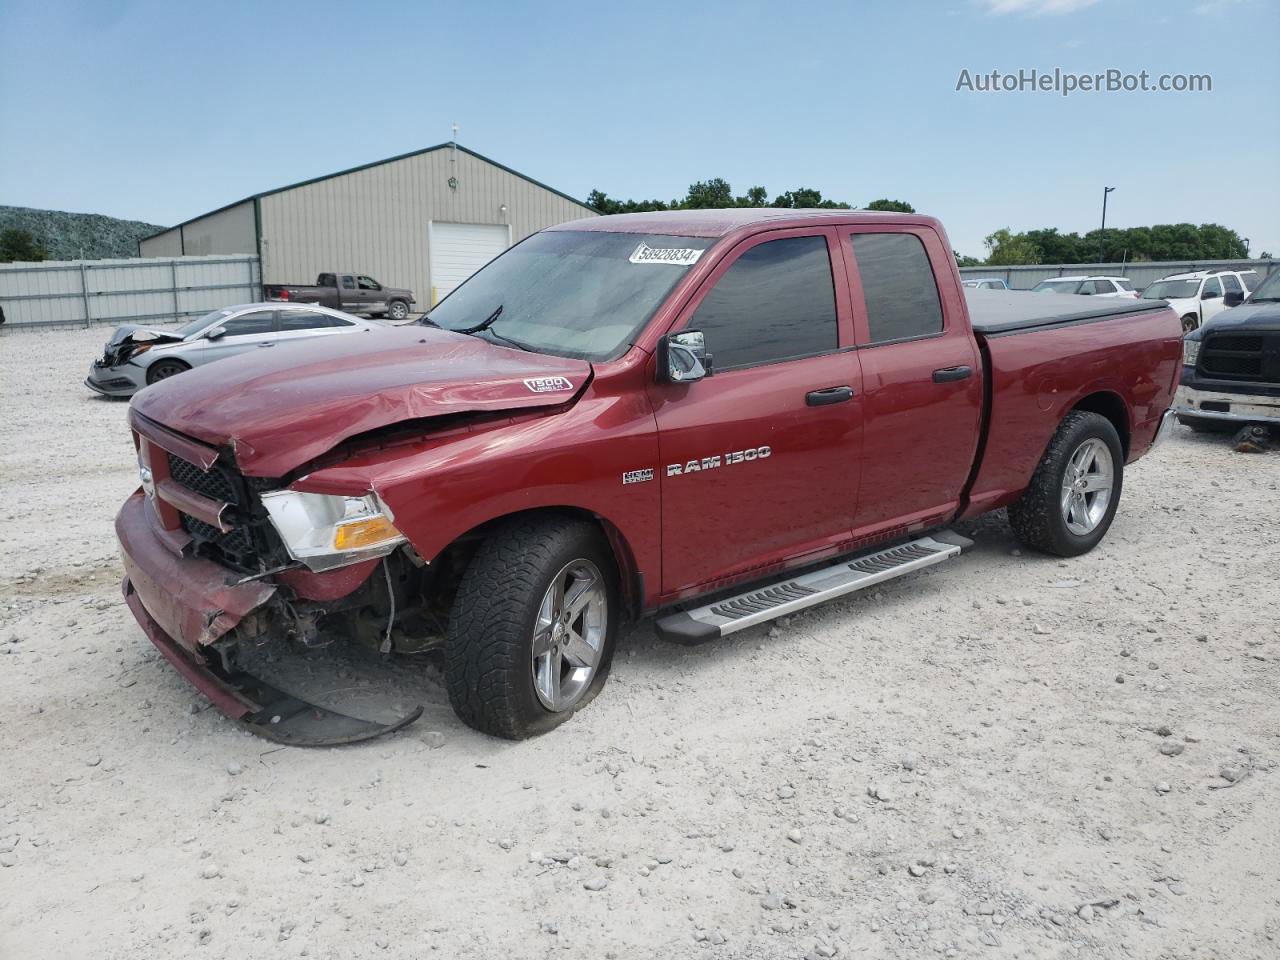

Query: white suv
[[1139, 270, 1252, 333], [1029, 276, 1139, 299]]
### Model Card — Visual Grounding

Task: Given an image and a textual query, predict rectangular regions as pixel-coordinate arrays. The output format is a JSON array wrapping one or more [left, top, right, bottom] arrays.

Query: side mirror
[[206, 326, 227, 340], [1202, 289, 1221, 300], [1224, 290, 1245, 307], [659, 330, 711, 383]]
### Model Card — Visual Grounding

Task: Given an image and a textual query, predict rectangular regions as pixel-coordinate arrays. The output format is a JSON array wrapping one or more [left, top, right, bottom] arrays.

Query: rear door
[[337, 275, 363, 312], [273, 308, 363, 344], [650, 228, 864, 595], [839, 227, 983, 537], [356, 275, 387, 314]]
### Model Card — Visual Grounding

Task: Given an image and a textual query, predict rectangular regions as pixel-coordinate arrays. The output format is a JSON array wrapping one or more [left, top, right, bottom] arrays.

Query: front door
[[650, 228, 863, 596], [189, 308, 279, 365], [838, 228, 983, 536], [1200, 275, 1225, 324]]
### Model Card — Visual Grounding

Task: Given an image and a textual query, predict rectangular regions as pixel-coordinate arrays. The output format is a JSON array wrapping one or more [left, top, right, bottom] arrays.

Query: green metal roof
[[139, 143, 595, 244]]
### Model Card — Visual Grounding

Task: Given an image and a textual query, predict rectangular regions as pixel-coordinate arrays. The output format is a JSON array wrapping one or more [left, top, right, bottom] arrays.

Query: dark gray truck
[[264, 273, 416, 320]]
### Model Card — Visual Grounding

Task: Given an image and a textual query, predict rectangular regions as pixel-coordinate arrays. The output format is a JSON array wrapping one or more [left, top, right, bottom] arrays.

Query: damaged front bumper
[[116, 491, 422, 745], [86, 361, 146, 397]]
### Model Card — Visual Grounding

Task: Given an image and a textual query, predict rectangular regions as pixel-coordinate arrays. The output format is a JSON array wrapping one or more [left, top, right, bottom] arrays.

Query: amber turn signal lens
[[333, 515, 401, 550]]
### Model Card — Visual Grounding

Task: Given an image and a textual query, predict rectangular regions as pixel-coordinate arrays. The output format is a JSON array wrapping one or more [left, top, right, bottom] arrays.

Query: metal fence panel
[[0, 255, 262, 328], [959, 258, 1277, 291]]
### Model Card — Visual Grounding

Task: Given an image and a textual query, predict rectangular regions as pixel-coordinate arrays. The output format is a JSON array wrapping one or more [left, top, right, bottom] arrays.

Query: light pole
[[1099, 186, 1115, 264]]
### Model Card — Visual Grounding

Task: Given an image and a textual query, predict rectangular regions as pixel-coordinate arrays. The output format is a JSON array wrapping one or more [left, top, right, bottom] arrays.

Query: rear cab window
[[848, 232, 944, 344]]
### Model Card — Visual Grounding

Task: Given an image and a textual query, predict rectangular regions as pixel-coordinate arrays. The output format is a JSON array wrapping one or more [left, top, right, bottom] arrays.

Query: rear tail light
[[278, 288, 290, 300]]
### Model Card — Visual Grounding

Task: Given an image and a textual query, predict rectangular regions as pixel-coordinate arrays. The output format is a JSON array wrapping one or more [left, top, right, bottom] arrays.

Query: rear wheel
[[445, 516, 619, 739], [387, 300, 410, 321], [146, 359, 190, 384], [1008, 411, 1124, 557]]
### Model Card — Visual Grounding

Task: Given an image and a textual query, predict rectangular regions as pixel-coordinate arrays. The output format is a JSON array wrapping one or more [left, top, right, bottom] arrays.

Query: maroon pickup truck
[[116, 209, 1181, 743]]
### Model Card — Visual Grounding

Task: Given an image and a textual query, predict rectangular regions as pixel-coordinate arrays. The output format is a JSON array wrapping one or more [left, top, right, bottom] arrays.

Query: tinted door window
[[1203, 277, 1222, 298], [850, 233, 944, 343], [689, 235, 838, 371], [1222, 274, 1242, 293], [1094, 280, 1116, 294], [341, 276, 356, 290], [357, 276, 380, 291], [220, 311, 275, 336], [1116, 279, 1135, 291], [278, 310, 353, 331], [1077, 280, 1097, 295]]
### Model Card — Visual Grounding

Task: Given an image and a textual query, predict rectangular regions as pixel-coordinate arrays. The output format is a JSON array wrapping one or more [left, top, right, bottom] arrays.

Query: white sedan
[[85, 302, 386, 397]]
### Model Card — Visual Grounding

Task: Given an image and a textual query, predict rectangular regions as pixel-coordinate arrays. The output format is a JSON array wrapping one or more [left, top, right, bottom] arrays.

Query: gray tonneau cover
[[965, 288, 1168, 336]]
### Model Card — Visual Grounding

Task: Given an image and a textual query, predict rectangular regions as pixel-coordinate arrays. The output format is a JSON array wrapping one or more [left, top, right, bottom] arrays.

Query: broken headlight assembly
[[260, 490, 406, 572]]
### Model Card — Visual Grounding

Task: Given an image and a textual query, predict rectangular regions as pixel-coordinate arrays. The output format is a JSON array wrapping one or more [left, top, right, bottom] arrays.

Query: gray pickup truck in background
[[264, 273, 416, 320]]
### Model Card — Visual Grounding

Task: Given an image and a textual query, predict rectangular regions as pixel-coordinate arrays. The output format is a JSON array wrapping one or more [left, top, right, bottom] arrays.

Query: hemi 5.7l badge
[[622, 468, 654, 485], [523, 376, 574, 393]]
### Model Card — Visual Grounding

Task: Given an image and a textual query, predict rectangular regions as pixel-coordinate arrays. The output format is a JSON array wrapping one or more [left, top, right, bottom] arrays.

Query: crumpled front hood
[[131, 326, 591, 476], [107, 323, 182, 347]]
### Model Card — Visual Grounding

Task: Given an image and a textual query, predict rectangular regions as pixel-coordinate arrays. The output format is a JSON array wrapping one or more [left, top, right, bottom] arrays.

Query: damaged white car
[[85, 303, 385, 397]]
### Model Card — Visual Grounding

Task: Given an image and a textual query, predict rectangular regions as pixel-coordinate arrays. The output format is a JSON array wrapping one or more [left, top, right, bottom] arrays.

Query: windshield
[[1248, 270, 1280, 301], [425, 231, 716, 360], [1142, 279, 1200, 300], [1031, 280, 1082, 294], [174, 309, 232, 338]]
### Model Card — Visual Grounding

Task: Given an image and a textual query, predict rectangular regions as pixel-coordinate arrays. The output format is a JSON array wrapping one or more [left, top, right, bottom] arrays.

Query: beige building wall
[[180, 200, 256, 256], [257, 146, 595, 298], [138, 227, 182, 258]]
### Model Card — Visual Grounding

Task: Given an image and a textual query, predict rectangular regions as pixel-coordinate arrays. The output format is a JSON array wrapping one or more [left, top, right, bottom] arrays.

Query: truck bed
[[965, 289, 1168, 336], [961, 289, 1182, 521]]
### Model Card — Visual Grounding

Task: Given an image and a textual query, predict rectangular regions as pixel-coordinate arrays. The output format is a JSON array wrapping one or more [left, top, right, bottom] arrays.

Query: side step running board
[[654, 530, 973, 645]]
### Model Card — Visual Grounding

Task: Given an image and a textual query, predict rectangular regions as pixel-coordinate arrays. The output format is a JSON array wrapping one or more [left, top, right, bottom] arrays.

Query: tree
[[681, 178, 735, 209], [954, 251, 983, 267], [0, 228, 48, 263], [865, 199, 915, 213], [984, 228, 1041, 266], [771, 187, 850, 209], [1260, 251, 1273, 260], [587, 179, 854, 213]]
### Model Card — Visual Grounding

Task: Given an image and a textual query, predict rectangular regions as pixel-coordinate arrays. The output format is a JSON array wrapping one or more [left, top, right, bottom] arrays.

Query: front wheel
[[1181, 314, 1199, 333], [387, 300, 410, 321], [1008, 411, 1124, 557], [146, 359, 190, 384], [445, 516, 618, 739]]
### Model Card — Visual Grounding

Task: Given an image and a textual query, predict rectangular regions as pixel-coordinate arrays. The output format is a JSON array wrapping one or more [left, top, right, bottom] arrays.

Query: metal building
[[138, 142, 595, 306]]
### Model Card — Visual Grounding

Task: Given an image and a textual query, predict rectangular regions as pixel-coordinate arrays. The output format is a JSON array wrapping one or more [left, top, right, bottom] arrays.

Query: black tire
[[146, 359, 190, 384], [1007, 411, 1124, 558], [387, 300, 410, 321], [445, 515, 619, 739], [1180, 314, 1199, 333], [1176, 414, 1234, 435]]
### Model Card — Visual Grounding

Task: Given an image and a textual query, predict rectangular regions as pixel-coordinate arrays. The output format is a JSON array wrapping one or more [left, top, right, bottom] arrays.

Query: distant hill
[[0, 205, 167, 261]]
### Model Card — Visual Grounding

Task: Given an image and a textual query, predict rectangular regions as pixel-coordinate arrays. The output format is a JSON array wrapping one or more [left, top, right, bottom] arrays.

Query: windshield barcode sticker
[[629, 242, 705, 266]]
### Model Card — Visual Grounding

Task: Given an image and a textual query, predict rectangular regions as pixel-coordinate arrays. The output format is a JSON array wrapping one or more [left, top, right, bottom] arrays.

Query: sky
[[1, 0, 1277, 259]]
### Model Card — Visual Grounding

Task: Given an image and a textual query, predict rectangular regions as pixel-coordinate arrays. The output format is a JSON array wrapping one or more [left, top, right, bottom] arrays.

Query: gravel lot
[[2, 325, 1278, 960]]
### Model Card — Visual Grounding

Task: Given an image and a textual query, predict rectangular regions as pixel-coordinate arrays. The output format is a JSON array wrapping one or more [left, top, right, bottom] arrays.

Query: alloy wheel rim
[[1060, 438, 1114, 535], [531, 559, 607, 712]]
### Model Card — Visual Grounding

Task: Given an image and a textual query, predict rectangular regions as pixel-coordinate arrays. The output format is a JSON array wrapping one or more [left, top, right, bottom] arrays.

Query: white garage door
[[429, 222, 510, 303]]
